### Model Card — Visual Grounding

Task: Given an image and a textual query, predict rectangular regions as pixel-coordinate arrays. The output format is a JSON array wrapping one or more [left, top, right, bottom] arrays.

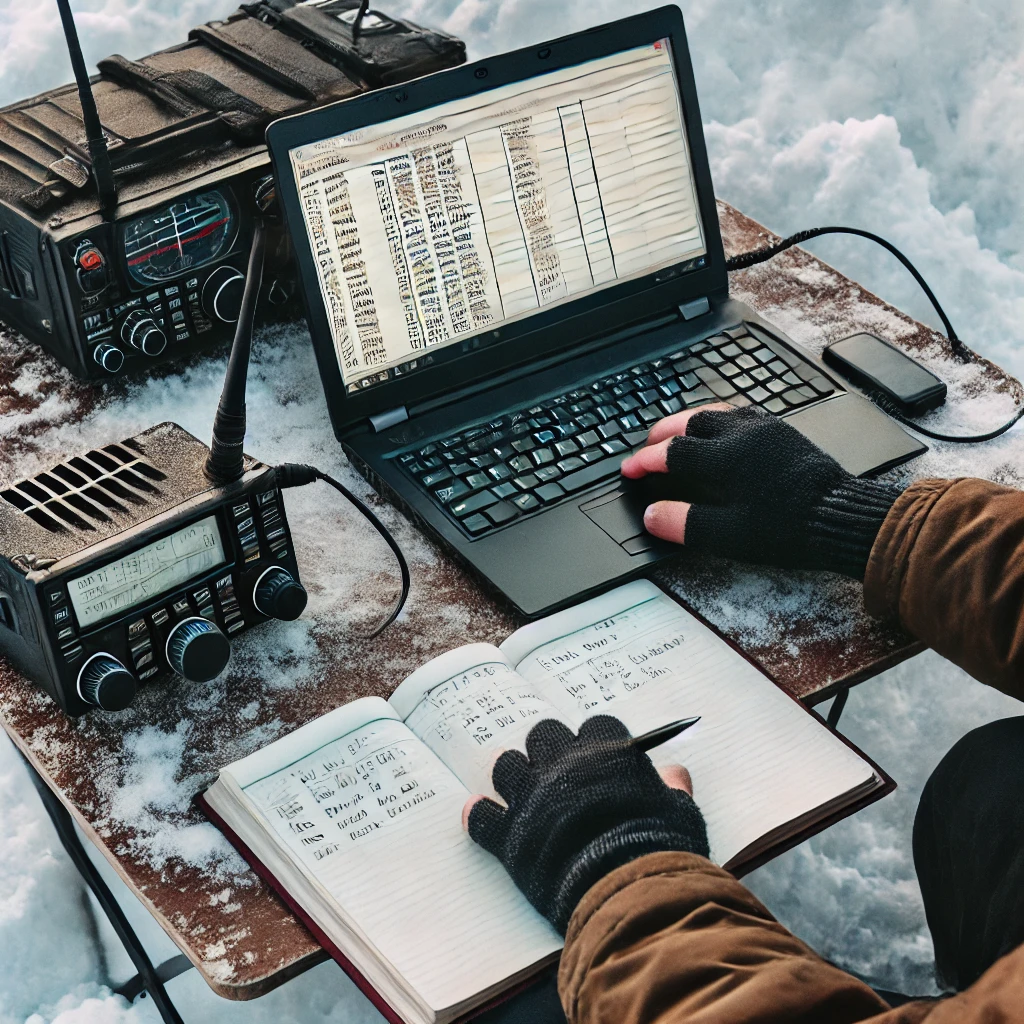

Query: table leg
[[17, 750, 187, 1024], [826, 687, 851, 729]]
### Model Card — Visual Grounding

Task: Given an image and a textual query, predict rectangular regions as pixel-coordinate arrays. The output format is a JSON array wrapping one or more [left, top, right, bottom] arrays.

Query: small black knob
[[93, 343, 125, 373], [77, 653, 136, 712], [166, 617, 230, 682], [121, 309, 167, 356], [202, 266, 245, 323], [253, 566, 307, 621]]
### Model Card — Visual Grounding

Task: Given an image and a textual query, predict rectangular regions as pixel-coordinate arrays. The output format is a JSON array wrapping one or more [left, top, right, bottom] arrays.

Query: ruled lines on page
[[289, 41, 705, 389], [242, 717, 560, 1014]]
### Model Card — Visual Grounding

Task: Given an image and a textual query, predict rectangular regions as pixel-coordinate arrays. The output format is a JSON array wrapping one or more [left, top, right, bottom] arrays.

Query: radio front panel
[[33, 480, 296, 716], [58, 173, 276, 379]]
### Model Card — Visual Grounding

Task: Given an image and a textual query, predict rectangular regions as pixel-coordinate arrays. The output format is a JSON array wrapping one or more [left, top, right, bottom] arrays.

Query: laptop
[[267, 5, 925, 618]]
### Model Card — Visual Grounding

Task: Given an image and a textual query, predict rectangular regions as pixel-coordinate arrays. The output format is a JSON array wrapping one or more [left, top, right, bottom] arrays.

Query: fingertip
[[658, 764, 694, 796], [643, 500, 691, 543], [462, 794, 484, 831]]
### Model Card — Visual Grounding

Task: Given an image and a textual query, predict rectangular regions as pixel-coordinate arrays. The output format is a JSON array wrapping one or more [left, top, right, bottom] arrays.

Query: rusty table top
[[1, 201, 1020, 999]]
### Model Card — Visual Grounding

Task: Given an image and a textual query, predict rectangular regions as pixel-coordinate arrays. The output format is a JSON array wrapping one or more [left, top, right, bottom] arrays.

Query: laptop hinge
[[678, 296, 711, 320], [369, 405, 409, 432]]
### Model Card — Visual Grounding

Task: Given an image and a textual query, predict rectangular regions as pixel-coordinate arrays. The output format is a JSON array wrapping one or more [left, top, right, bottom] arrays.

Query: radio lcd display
[[69, 515, 227, 629]]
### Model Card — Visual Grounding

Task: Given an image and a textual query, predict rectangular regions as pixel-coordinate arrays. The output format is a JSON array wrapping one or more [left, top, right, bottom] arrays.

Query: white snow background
[[2, 0, 1024, 1020]]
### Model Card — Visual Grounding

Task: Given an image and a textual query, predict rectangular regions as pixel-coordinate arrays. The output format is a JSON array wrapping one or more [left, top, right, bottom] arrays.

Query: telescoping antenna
[[55, 0, 118, 219]]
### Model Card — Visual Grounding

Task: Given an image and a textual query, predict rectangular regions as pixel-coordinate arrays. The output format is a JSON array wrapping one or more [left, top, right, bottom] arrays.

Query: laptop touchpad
[[580, 489, 655, 554]]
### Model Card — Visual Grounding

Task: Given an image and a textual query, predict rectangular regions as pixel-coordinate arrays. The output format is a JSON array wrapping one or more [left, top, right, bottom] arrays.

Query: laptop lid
[[267, 5, 727, 435]]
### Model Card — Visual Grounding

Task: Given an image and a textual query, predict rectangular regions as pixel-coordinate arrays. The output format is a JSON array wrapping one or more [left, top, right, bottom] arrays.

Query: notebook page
[[389, 645, 574, 797], [238, 716, 560, 1015], [504, 581, 876, 865]]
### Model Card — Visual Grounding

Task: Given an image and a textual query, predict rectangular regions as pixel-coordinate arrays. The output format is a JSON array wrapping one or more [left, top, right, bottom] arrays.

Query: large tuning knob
[[202, 266, 245, 323], [166, 617, 231, 682], [120, 309, 167, 356], [253, 567, 308, 621], [77, 653, 137, 712]]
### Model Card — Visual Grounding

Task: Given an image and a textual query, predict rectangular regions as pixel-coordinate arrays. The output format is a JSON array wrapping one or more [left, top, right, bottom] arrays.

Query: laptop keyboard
[[396, 322, 837, 538]]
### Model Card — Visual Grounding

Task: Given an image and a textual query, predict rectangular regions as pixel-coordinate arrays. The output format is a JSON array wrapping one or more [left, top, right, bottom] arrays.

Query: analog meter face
[[123, 191, 235, 285]]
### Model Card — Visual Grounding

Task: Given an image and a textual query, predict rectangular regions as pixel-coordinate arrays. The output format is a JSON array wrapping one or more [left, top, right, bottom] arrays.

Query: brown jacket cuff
[[864, 478, 957, 620], [864, 476, 1024, 698]]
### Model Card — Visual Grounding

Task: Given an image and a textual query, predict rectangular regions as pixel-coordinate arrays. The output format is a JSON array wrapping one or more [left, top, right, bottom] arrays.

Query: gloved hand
[[620, 403, 904, 579], [464, 716, 708, 934]]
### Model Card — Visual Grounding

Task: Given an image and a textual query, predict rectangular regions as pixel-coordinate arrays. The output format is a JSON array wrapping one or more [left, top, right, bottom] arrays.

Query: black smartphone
[[823, 333, 947, 417]]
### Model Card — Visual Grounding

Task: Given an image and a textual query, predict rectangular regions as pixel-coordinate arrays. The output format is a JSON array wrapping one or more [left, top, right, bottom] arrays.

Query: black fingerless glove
[[666, 406, 903, 578], [467, 716, 709, 934]]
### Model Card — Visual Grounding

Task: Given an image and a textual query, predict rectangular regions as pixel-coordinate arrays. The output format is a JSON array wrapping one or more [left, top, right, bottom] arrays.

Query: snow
[[2, 0, 1024, 1020]]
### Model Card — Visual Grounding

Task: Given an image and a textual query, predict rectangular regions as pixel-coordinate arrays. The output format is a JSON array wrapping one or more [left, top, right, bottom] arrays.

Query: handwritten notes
[[403, 660, 566, 796], [517, 596, 691, 723], [244, 719, 452, 865], [289, 42, 705, 390]]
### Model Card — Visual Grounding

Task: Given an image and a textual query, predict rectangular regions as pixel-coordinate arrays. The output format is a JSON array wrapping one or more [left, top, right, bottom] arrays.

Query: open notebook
[[198, 580, 892, 1024]]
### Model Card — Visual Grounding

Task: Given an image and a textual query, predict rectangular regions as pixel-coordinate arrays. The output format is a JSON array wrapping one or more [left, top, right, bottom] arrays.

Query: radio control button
[[134, 652, 154, 669], [166, 617, 230, 682], [48, 591, 64, 606], [165, 285, 180, 297], [231, 503, 250, 519], [151, 608, 170, 627], [227, 620, 245, 634], [78, 653, 136, 712], [186, 278, 198, 289], [52, 606, 71, 626], [57, 626, 76, 642], [172, 598, 191, 616], [62, 644, 84, 664], [235, 516, 254, 533], [93, 343, 125, 373], [145, 291, 161, 303], [238, 529, 258, 548], [139, 666, 159, 681], [257, 490, 276, 506], [193, 588, 212, 606], [253, 566, 307, 622], [128, 618, 148, 640]]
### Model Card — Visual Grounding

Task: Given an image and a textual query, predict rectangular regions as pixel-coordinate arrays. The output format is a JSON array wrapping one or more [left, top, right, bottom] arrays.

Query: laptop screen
[[288, 39, 707, 394]]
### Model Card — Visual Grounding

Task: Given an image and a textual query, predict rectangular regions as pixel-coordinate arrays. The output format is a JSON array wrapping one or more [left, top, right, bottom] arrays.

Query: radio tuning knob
[[202, 266, 246, 323], [77, 653, 137, 712], [253, 567, 308, 621], [93, 343, 125, 373], [121, 309, 167, 357], [166, 617, 231, 683]]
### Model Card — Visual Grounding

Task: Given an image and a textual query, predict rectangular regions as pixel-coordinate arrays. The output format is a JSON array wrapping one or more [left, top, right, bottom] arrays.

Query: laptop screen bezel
[[267, 5, 727, 435]]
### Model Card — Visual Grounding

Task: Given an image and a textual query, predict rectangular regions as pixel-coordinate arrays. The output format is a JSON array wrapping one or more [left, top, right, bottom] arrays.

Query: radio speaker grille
[[0, 442, 167, 534]]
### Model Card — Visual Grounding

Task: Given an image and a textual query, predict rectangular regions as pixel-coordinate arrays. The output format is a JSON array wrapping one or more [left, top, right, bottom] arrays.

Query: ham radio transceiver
[[0, 0, 464, 380], [0, 423, 306, 715]]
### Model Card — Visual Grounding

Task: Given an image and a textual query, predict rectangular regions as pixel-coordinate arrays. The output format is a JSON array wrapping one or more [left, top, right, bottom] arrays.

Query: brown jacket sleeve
[[864, 477, 1024, 697], [558, 479, 1024, 1023], [559, 852, 1024, 1024]]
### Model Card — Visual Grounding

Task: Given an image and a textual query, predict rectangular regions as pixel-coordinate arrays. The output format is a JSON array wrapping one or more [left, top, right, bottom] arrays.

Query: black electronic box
[[0, 1, 464, 380], [0, 422, 305, 715]]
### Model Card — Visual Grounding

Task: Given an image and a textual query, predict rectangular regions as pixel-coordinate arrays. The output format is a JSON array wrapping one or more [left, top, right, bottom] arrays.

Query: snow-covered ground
[[2, 1, 1024, 1021]]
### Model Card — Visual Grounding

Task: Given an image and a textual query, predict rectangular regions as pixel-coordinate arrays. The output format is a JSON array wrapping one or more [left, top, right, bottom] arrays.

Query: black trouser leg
[[913, 715, 1024, 992]]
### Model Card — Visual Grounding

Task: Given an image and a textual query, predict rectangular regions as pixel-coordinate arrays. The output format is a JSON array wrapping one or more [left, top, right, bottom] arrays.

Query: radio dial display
[[68, 515, 227, 629], [123, 191, 235, 286]]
